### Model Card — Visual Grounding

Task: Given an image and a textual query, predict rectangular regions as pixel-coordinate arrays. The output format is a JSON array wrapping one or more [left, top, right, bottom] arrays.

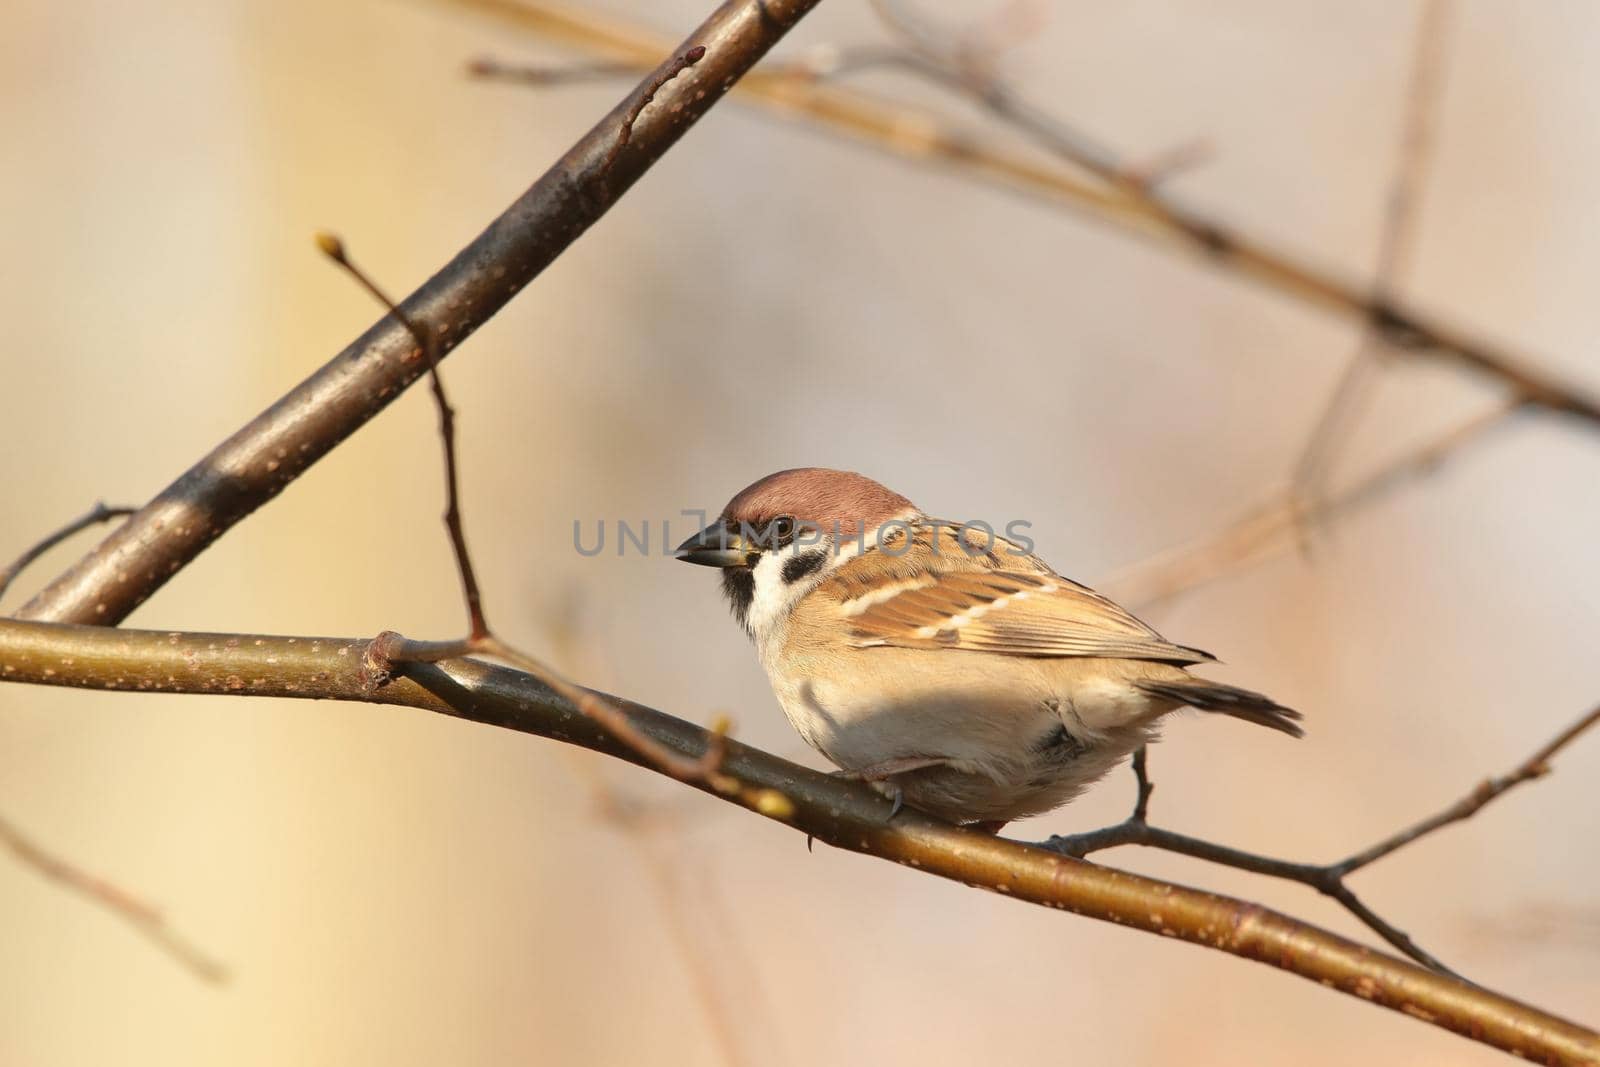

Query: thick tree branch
[[1, 618, 1596, 1064], [457, 0, 1600, 427], [15, 0, 824, 626]]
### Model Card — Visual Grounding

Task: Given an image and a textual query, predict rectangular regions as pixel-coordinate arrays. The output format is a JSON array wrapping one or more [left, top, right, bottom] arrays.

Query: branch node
[[0, 501, 137, 605], [600, 44, 708, 179], [361, 630, 405, 690]]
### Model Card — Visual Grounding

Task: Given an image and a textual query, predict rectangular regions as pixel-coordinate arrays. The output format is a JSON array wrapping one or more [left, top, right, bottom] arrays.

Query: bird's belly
[[769, 658, 1042, 767], [766, 650, 1145, 823]]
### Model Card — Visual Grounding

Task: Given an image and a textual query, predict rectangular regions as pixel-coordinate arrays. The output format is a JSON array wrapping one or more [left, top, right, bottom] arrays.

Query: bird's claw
[[832, 769, 905, 822]]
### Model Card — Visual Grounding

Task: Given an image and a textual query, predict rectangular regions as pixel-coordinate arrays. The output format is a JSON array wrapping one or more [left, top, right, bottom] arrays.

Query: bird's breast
[[763, 643, 1066, 773]]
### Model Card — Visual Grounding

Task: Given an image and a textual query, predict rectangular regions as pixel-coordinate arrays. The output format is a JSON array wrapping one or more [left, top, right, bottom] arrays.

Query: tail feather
[[1137, 679, 1304, 738]]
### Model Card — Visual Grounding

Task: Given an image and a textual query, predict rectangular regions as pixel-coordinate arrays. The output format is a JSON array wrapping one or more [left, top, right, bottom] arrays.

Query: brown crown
[[720, 468, 917, 538]]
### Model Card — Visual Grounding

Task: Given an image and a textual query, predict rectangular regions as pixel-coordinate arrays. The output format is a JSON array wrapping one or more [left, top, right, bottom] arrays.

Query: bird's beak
[[673, 519, 758, 568]]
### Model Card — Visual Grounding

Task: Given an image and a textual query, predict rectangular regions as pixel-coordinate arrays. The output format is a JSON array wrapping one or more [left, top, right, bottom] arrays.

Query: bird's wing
[[825, 522, 1214, 665]]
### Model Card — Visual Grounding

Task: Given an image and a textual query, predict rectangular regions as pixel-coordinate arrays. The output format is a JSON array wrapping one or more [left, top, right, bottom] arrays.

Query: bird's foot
[[831, 756, 952, 823]]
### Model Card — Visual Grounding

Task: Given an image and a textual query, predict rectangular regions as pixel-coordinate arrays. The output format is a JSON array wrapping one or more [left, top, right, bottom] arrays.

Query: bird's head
[[674, 467, 919, 635]]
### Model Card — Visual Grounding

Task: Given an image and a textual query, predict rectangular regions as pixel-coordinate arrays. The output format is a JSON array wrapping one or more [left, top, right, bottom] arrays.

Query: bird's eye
[[769, 515, 797, 544]]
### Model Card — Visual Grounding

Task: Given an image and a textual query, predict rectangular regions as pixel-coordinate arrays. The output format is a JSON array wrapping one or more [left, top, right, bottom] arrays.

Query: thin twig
[[618, 820, 755, 1067], [1292, 0, 1455, 532], [0, 502, 134, 605], [0, 811, 227, 983], [314, 234, 487, 637], [467, 56, 641, 85], [1099, 398, 1522, 612], [867, 0, 1132, 182], [1334, 702, 1600, 875], [545, 610, 771, 1067], [1041, 702, 1600, 978], [794, 34, 1216, 189], [858, 0, 1589, 454], [5, 504, 218, 982], [1041, 817, 1462, 977], [316, 238, 785, 813]]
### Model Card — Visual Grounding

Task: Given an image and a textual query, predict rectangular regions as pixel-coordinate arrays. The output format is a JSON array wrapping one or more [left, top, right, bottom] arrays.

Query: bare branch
[[315, 235, 488, 639], [467, 56, 641, 85], [456, 0, 1600, 427], [1099, 399, 1521, 612], [1043, 816, 1460, 976], [0, 502, 134, 606], [1334, 703, 1600, 875], [545, 612, 773, 1067], [1043, 701, 1600, 979], [361, 630, 786, 813], [0, 810, 227, 983], [2, 617, 1597, 1064], [867, 0, 1137, 184], [1292, 0, 1456, 528], [16, 0, 826, 626]]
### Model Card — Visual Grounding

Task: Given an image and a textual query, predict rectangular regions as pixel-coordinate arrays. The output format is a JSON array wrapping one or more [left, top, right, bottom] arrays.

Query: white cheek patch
[[746, 542, 837, 645], [745, 551, 786, 641]]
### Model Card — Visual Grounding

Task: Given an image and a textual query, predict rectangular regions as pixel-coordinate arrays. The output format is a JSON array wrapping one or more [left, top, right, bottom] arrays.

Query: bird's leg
[[839, 756, 953, 780], [833, 756, 953, 820]]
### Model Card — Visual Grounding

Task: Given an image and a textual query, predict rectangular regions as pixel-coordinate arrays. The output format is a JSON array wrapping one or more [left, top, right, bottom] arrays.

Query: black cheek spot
[[782, 551, 827, 585]]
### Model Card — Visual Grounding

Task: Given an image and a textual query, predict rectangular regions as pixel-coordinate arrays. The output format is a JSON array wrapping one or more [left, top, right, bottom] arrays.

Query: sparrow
[[674, 468, 1301, 832]]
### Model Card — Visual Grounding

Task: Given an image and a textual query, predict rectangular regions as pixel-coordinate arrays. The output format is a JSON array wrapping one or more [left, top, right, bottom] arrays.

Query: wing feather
[[827, 522, 1213, 665]]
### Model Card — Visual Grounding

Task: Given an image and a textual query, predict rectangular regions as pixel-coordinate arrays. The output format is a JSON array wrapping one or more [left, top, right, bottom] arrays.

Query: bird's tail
[[1136, 679, 1304, 738]]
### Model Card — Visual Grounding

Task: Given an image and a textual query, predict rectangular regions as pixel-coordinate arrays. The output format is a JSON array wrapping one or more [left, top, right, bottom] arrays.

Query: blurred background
[[2, 0, 1597, 1063]]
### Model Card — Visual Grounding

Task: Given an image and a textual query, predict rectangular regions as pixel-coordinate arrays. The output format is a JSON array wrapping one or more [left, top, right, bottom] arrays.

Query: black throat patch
[[721, 567, 755, 632]]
